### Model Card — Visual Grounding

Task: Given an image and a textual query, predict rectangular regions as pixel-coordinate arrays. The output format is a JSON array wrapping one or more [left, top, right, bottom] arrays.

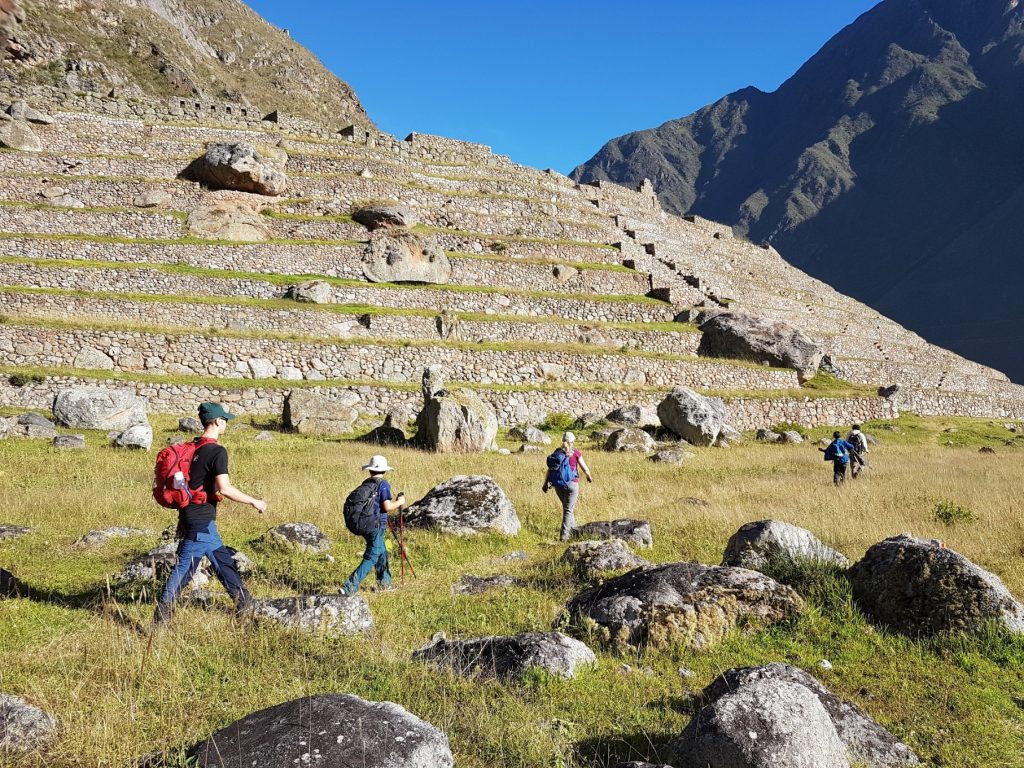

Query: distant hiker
[[847, 423, 869, 478], [543, 432, 593, 540], [153, 402, 267, 628], [341, 455, 405, 594], [820, 430, 856, 486]]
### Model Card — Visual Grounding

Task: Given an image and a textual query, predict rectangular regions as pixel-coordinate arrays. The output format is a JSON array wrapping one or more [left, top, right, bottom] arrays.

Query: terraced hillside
[[1, 84, 1023, 428]]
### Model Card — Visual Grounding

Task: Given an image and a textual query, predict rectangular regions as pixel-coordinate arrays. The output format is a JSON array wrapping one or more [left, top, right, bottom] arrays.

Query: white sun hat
[[563, 431, 576, 443], [362, 454, 393, 473]]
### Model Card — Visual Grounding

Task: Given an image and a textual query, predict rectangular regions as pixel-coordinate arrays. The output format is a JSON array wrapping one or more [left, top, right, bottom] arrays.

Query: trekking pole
[[400, 509, 416, 579]]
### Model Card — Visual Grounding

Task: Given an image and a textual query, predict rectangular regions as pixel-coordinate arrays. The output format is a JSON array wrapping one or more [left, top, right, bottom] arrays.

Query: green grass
[[1, 415, 1023, 766]]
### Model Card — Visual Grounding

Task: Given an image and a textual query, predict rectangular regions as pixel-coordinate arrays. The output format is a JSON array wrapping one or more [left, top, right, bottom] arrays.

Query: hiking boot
[[338, 584, 357, 596], [372, 582, 395, 593]]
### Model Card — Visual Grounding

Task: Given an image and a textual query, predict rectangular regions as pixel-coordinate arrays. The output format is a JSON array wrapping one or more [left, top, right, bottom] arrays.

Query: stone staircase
[[2, 90, 1024, 429]]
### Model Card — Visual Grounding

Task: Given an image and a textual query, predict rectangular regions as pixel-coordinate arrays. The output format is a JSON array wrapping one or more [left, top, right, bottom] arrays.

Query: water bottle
[[172, 471, 186, 490]]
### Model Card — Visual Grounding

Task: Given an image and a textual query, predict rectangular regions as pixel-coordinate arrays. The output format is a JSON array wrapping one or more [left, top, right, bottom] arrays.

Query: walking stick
[[387, 503, 416, 582]]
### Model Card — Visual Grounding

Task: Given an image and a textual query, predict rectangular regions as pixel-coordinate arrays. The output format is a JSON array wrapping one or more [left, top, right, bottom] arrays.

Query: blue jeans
[[343, 525, 392, 593], [156, 521, 250, 617]]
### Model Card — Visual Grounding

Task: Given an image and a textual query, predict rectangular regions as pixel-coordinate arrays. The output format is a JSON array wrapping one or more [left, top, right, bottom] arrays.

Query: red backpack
[[153, 438, 219, 510]]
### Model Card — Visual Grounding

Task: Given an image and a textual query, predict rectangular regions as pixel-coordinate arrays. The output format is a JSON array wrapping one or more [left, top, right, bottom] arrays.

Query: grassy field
[[1, 413, 1023, 766]]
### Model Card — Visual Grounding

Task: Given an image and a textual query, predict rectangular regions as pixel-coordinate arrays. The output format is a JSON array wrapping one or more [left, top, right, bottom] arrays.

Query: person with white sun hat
[[340, 454, 406, 594]]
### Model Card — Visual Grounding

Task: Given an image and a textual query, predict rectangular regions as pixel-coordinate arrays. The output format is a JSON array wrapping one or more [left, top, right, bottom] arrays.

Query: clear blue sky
[[246, 1, 879, 173]]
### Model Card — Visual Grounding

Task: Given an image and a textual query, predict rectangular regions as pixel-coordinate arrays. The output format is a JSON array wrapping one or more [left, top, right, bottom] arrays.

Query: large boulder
[[52, 388, 147, 431], [563, 562, 803, 649], [352, 203, 420, 230], [264, 522, 332, 553], [190, 143, 288, 196], [722, 520, 850, 575], [412, 631, 596, 681], [114, 422, 154, 451], [679, 664, 921, 767], [187, 202, 274, 242], [185, 694, 452, 767], [283, 390, 358, 436], [416, 387, 498, 453], [698, 311, 823, 383], [849, 534, 1024, 635], [606, 404, 659, 428], [0, 118, 41, 152], [405, 475, 520, 536], [0, 694, 57, 752], [657, 387, 727, 447], [283, 279, 333, 304], [250, 595, 372, 636], [562, 539, 650, 580], [362, 229, 452, 284], [605, 427, 656, 453], [571, 519, 653, 549]]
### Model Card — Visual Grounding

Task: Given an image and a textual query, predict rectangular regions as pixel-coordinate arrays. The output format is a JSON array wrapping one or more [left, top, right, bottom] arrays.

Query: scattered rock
[[508, 425, 551, 445], [606, 405, 659, 428], [352, 203, 419, 230], [572, 519, 653, 549], [133, 189, 172, 208], [283, 279, 333, 304], [675, 663, 921, 767], [452, 574, 524, 596], [250, 595, 372, 636], [52, 387, 148, 431], [359, 421, 407, 446], [657, 387, 727, 447], [605, 427, 656, 453], [283, 389, 358, 435], [698, 311, 823, 383], [779, 430, 804, 444], [562, 539, 650, 579], [678, 497, 710, 508], [564, 562, 802, 648], [190, 142, 288, 196], [979, 446, 996, 454], [0, 524, 31, 541], [715, 424, 743, 447], [114, 423, 153, 451], [49, 193, 84, 208], [362, 229, 452, 284], [416, 385, 498, 453], [649, 449, 684, 465], [1, 568, 21, 597], [264, 522, 332, 553], [72, 346, 115, 371], [0, 693, 57, 752], [74, 527, 152, 549], [5, 412, 58, 439], [119, 543, 207, 590], [406, 475, 520, 536], [722, 520, 850, 575], [573, 412, 603, 429], [184, 694, 452, 767], [849, 534, 1024, 635], [412, 631, 596, 680], [518, 444, 543, 454], [498, 550, 528, 562], [7, 101, 53, 125], [39, 185, 66, 200], [178, 417, 203, 434], [187, 202, 274, 242], [252, 430, 273, 442], [0, 118, 41, 152], [819, 659, 834, 671], [756, 428, 781, 442]]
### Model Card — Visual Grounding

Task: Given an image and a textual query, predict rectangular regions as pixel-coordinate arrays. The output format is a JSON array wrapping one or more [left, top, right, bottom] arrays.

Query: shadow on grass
[[574, 730, 679, 768]]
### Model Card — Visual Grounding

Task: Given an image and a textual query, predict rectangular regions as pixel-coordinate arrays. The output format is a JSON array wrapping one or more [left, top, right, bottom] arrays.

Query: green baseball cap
[[198, 402, 236, 424]]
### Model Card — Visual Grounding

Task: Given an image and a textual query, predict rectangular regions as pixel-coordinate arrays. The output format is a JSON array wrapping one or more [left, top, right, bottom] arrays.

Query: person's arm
[[382, 493, 405, 513], [577, 455, 593, 483], [542, 468, 550, 493], [215, 474, 267, 514]]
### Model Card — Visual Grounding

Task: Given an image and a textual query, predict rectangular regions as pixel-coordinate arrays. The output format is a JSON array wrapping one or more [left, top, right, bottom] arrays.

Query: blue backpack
[[546, 449, 576, 489], [824, 441, 848, 464]]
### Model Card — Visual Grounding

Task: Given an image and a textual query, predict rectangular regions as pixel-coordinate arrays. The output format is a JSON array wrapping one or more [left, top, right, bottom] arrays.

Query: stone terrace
[[2, 90, 1024, 427]]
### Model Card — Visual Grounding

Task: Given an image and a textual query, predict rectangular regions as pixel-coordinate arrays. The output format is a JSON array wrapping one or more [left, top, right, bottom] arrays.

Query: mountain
[[573, 0, 1024, 381], [0, 0, 372, 128]]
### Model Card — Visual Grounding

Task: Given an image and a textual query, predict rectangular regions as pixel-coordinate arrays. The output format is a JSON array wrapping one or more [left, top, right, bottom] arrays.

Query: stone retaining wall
[[0, 207, 183, 240], [0, 324, 795, 389]]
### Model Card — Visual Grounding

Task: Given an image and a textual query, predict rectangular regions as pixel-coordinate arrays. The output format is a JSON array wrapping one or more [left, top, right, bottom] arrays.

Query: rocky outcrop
[[849, 534, 1024, 635], [564, 562, 802, 648], [562, 539, 650, 580], [0, 524, 30, 541], [185, 694, 452, 767], [187, 202, 274, 242], [283, 390, 358, 435], [0, 693, 57, 752], [0, 116, 41, 152], [189, 143, 288, 196], [73, 527, 152, 549], [250, 595, 372, 636], [283, 279, 333, 304], [362, 229, 452, 284], [605, 427, 656, 453], [657, 387, 727, 447], [405, 476, 520, 536], [722, 520, 850, 575], [698, 311, 823, 383], [263, 522, 331, 553], [2, 412, 58, 439], [352, 203, 419, 230], [606, 404, 660, 428], [452, 574, 523, 595], [178, 417, 203, 434], [571, 519, 653, 549], [412, 631, 596, 681], [416, 386, 498, 453], [52, 388, 147, 431], [673, 663, 920, 767]]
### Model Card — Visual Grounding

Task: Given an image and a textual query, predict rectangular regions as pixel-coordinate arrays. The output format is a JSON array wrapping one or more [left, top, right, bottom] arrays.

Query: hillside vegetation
[[1, 413, 1023, 766]]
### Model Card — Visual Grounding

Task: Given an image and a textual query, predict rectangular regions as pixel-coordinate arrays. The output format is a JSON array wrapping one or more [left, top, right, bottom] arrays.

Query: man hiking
[[847, 423, 869, 478], [820, 430, 856, 486], [153, 402, 267, 627], [542, 431, 593, 541], [341, 455, 405, 595]]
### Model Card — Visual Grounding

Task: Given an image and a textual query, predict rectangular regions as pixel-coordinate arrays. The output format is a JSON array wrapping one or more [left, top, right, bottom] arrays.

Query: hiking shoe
[[338, 584, 357, 596], [373, 582, 396, 593]]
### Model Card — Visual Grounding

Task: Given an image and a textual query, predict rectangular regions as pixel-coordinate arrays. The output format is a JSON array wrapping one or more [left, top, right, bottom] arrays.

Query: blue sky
[[246, 1, 879, 172]]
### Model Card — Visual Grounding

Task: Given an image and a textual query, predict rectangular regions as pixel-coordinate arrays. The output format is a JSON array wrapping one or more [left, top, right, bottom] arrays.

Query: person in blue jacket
[[820, 431, 856, 485]]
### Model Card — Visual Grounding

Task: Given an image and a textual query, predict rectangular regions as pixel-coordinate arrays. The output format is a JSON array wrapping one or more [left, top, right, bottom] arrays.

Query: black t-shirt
[[180, 442, 228, 533]]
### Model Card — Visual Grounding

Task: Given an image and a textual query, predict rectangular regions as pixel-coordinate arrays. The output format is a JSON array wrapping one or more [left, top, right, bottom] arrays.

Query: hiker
[[341, 455, 405, 594], [847, 423, 869, 478], [820, 430, 856, 486], [153, 402, 267, 627], [543, 431, 593, 541]]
